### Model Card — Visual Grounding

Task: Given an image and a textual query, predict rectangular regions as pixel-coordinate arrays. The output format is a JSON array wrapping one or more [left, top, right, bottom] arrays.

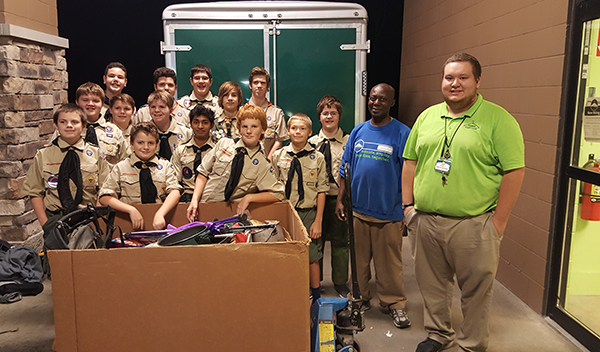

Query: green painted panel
[[173, 29, 264, 102], [275, 28, 357, 134]]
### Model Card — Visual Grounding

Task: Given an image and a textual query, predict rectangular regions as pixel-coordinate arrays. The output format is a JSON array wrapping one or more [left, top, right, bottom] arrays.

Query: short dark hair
[[53, 103, 87, 125], [190, 64, 212, 80], [153, 67, 177, 85], [443, 53, 481, 79], [104, 62, 127, 77], [317, 95, 342, 118], [130, 122, 159, 144], [249, 67, 271, 88], [189, 105, 215, 125]]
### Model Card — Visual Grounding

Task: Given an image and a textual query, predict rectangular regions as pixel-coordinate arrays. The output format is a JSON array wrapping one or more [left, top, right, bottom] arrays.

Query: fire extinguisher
[[581, 154, 600, 221]]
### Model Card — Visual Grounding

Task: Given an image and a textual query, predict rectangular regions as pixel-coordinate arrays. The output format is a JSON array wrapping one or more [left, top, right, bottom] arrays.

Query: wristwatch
[[402, 203, 414, 209]]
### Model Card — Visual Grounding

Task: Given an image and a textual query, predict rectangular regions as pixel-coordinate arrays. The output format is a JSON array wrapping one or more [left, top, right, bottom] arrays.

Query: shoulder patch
[[86, 150, 93, 156], [157, 164, 163, 170]]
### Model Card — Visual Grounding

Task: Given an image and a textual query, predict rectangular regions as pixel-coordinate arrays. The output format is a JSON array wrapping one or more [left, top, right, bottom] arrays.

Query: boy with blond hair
[[186, 105, 285, 221], [271, 113, 329, 301], [99, 122, 181, 230]]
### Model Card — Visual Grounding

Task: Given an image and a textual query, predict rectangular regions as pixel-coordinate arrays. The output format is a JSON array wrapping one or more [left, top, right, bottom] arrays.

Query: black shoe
[[390, 308, 411, 329], [334, 283, 350, 298], [360, 300, 371, 312], [416, 338, 443, 352]]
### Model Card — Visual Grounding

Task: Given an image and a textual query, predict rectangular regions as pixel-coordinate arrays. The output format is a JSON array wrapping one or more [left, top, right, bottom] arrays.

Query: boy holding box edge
[[99, 122, 182, 230], [186, 105, 285, 221]]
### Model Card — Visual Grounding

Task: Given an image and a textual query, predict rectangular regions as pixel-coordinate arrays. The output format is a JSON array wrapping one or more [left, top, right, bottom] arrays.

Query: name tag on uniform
[[434, 159, 451, 174]]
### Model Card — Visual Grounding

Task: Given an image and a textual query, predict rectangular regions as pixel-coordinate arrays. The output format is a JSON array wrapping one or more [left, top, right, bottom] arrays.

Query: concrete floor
[[0, 242, 590, 352]]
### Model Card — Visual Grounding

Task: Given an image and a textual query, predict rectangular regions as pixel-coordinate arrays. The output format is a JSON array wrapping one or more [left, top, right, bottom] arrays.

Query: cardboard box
[[49, 201, 310, 352]]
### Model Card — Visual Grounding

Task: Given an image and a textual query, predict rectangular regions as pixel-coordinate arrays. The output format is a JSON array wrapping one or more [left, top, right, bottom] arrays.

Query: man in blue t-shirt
[[335, 83, 411, 329]]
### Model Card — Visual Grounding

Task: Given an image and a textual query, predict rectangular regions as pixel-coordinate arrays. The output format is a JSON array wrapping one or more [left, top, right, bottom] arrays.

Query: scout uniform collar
[[53, 137, 86, 151], [289, 142, 315, 154], [247, 99, 272, 110], [234, 138, 261, 157], [442, 93, 483, 120], [190, 91, 214, 103], [129, 153, 159, 167], [318, 127, 344, 142], [185, 136, 214, 149]]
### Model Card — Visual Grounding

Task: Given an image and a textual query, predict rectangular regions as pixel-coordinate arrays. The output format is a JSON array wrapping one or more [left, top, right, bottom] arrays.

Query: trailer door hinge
[[340, 40, 370, 53], [160, 41, 192, 55]]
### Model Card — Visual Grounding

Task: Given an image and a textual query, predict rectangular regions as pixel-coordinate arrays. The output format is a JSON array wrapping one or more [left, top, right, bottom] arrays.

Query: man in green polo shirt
[[402, 53, 524, 352]]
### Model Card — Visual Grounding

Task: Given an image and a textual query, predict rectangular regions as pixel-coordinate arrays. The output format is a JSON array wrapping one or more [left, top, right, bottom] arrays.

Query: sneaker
[[334, 283, 350, 298], [390, 308, 411, 329], [415, 338, 443, 352], [360, 300, 371, 312]]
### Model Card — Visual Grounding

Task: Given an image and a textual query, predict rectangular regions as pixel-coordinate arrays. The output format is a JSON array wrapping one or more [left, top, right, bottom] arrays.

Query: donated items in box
[[48, 201, 311, 352]]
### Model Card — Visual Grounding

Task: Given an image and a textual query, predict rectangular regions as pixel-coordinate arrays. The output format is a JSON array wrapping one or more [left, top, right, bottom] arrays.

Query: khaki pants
[[353, 216, 407, 309], [407, 210, 501, 352]]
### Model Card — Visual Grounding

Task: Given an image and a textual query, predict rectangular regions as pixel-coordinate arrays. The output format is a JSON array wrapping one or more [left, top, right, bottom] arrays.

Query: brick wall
[[0, 36, 67, 241], [398, 0, 569, 313], [0, 0, 58, 36]]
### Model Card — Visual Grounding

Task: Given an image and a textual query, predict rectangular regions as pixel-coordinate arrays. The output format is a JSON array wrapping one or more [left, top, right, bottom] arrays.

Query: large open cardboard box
[[48, 201, 310, 352]]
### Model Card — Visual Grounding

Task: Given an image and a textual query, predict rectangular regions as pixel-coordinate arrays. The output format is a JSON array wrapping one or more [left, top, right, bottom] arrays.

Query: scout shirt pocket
[[264, 116, 278, 140], [211, 148, 235, 177], [152, 168, 168, 202], [120, 173, 142, 204], [80, 157, 99, 198], [98, 134, 121, 165]]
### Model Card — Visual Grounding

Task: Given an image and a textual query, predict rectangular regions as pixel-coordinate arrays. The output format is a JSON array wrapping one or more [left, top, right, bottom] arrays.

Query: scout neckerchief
[[84, 123, 100, 145], [224, 142, 248, 202], [192, 144, 213, 178], [158, 132, 173, 160], [318, 138, 340, 187], [134, 160, 158, 204], [54, 138, 83, 211], [285, 148, 313, 207]]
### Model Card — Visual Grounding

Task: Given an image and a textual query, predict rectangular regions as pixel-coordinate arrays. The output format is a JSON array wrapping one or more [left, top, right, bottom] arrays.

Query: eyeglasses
[[321, 112, 339, 117]]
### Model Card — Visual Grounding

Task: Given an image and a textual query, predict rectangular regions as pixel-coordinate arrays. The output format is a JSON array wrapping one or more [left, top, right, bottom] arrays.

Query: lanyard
[[440, 117, 467, 159]]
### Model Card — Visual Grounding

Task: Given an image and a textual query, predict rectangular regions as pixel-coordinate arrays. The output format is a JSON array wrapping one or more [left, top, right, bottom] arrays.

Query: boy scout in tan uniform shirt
[[176, 91, 222, 123], [153, 118, 192, 160], [198, 138, 285, 202], [51, 116, 129, 167], [171, 138, 215, 198], [308, 128, 349, 196], [271, 143, 329, 208], [133, 103, 190, 126], [246, 100, 289, 156], [211, 113, 241, 142], [23, 137, 109, 214], [99, 154, 181, 204]]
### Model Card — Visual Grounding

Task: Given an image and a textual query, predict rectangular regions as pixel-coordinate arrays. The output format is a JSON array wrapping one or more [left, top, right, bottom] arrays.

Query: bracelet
[[402, 203, 414, 209]]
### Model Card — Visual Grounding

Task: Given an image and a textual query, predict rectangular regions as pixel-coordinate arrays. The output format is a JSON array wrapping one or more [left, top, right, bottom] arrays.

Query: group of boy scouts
[[22, 52, 524, 352]]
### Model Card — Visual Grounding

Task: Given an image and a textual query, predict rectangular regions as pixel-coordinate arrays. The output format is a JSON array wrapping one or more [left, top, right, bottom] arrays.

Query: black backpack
[[44, 204, 116, 250]]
